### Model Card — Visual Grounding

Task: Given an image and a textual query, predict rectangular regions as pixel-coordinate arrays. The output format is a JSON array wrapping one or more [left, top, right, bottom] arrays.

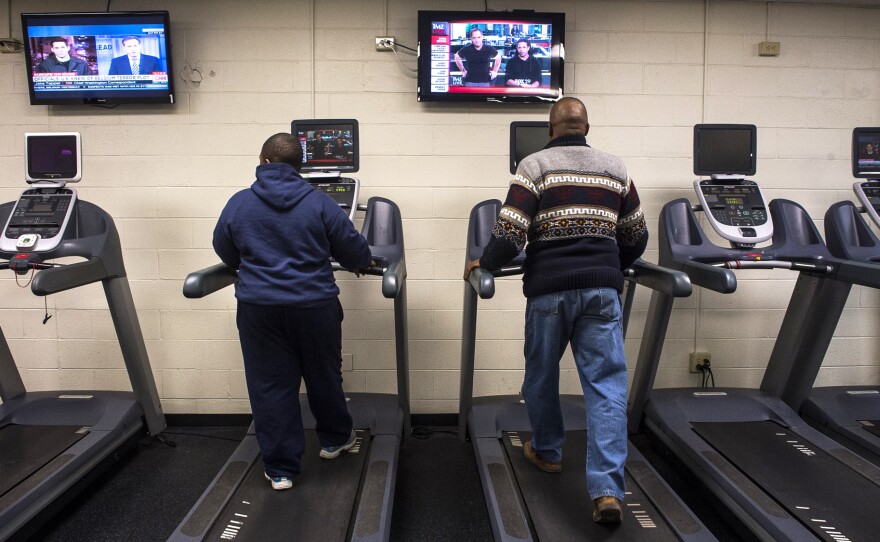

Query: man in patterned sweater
[[463, 97, 648, 524]]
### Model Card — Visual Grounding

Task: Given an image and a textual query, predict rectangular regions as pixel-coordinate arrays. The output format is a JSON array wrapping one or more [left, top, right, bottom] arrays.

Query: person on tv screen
[[505, 39, 542, 88], [108, 36, 163, 75], [213, 133, 373, 491], [36, 37, 92, 75], [454, 28, 501, 87], [463, 97, 648, 525]]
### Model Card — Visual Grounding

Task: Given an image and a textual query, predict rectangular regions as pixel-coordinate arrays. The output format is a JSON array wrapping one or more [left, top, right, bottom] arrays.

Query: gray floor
[[21, 424, 749, 542]]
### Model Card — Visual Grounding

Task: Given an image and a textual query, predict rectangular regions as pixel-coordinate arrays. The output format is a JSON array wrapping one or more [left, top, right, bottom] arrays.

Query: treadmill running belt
[[503, 431, 679, 540], [693, 421, 880, 541], [0, 424, 88, 498], [204, 429, 371, 541], [860, 420, 880, 438]]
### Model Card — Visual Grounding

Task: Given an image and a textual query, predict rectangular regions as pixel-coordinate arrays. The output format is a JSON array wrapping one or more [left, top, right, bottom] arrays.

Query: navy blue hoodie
[[213, 162, 371, 306]]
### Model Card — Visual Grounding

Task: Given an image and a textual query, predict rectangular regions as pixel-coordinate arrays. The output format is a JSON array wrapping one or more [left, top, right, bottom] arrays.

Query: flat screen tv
[[417, 10, 564, 103], [852, 127, 880, 178], [21, 11, 174, 105], [291, 119, 359, 174], [693, 124, 757, 177], [509, 121, 549, 173]]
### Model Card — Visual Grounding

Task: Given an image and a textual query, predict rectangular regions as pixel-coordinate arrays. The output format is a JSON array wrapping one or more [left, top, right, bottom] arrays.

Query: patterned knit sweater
[[479, 134, 648, 297]]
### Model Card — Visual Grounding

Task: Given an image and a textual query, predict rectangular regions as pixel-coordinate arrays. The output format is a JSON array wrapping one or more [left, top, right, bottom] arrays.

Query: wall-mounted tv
[[21, 11, 174, 105], [417, 10, 564, 103]]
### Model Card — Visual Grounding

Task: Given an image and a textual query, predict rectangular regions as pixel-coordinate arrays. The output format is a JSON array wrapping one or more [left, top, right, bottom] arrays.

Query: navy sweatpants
[[236, 299, 353, 478]]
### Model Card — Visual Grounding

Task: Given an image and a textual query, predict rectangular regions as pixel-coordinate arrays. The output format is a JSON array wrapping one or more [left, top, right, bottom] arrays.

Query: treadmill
[[459, 122, 715, 542], [0, 133, 166, 541], [790, 127, 880, 465], [628, 124, 880, 542], [169, 119, 409, 542]]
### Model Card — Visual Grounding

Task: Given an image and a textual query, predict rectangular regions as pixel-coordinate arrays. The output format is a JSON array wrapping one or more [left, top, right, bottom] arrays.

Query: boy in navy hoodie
[[213, 133, 372, 490]]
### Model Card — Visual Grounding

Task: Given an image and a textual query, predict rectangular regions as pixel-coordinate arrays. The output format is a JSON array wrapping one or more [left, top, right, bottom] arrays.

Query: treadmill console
[[1, 188, 77, 252], [853, 181, 880, 229], [694, 179, 772, 245], [303, 175, 360, 222], [308, 176, 359, 221], [291, 119, 362, 222], [2, 133, 82, 253]]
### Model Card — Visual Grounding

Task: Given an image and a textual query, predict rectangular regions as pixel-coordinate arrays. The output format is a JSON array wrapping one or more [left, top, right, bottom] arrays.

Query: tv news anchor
[[454, 28, 501, 87], [36, 37, 93, 75], [108, 36, 163, 75]]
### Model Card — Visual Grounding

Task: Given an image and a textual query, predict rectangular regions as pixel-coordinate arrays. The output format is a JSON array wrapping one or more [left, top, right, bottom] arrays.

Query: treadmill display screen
[[509, 121, 549, 174], [291, 119, 359, 174], [852, 127, 880, 178], [693, 124, 757, 176], [25, 132, 82, 183]]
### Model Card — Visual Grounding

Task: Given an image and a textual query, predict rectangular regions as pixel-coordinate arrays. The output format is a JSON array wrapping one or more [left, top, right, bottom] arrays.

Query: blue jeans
[[522, 288, 628, 501]]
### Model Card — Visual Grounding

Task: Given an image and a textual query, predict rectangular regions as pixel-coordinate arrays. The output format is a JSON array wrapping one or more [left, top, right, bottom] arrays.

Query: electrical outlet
[[758, 41, 781, 57], [375, 36, 395, 51], [690, 352, 711, 373]]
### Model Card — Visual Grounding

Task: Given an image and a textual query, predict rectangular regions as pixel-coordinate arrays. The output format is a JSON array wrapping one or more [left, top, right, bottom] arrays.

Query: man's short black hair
[[48, 37, 69, 47], [261, 133, 304, 170]]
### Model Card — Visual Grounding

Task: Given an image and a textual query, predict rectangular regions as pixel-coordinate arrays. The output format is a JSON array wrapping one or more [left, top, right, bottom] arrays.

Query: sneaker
[[592, 496, 623, 524], [264, 472, 293, 491], [320, 430, 357, 459], [523, 440, 561, 473]]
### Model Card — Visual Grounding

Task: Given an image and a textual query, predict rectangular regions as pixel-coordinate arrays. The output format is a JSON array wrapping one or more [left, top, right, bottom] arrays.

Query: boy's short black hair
[[261, 133, 304, 170]]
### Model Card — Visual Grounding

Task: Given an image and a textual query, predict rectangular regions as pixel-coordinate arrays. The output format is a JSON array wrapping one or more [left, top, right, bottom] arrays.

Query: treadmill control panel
[[309, 176, 359, 221], [854, 181, 880, 229], [694, 179, 773, 245], [1, 188, 76, 252]]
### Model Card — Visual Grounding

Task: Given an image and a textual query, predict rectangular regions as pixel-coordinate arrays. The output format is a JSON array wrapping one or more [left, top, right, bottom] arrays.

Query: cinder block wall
[[0, 0, 878, 414]]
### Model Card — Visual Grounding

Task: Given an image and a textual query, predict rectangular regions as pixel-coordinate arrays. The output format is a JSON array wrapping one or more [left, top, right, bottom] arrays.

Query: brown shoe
[[592, 496, 623, 524], [523, 440, 561, 473]]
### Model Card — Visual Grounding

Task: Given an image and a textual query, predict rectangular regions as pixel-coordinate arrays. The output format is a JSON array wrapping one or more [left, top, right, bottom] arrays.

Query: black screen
[[694, 125, 757, 176], [510, 121, 549, 174], [27, 134, 79, 180]]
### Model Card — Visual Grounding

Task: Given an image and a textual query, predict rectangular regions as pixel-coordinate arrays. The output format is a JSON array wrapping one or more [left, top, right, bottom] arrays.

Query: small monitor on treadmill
[[693, 124, 756, 177], [510, 121, 549, 174], [291, 119, 359, 174], [24, 132, 82, 183], [852, 127, 880, 179]]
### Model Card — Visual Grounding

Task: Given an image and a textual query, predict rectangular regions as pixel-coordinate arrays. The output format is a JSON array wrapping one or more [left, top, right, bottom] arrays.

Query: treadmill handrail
[[29, 257, 110, 296], [682, 260, 737, 293], [183, 263, 238, 299], [629, 259, 692, 298], [381, 259, 405, 299], [465, 266, 496, 299], [834, 258, 880, 290]]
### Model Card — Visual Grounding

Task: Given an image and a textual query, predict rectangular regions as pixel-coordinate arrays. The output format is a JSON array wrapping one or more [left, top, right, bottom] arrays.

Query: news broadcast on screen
[[21, 11, 174, 104], [292, 120, 359, 173], [417, 11, 564, 103]]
